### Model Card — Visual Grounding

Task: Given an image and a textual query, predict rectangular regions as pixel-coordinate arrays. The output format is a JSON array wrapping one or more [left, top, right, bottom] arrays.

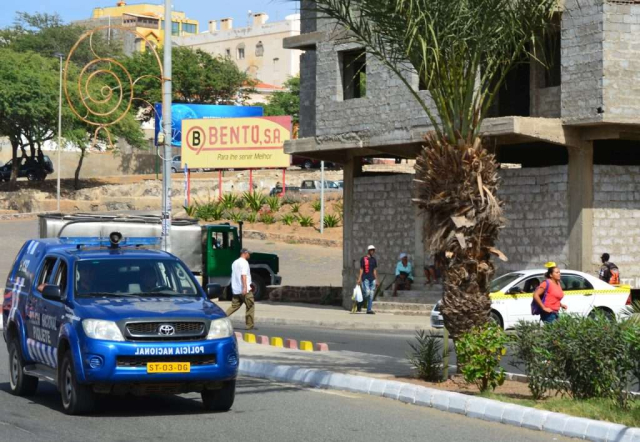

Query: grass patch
[[480, 392, 640, 427]]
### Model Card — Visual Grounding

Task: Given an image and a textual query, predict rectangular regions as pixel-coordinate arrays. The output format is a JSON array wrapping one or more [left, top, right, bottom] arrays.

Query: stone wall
[[494, 165, 570, 273], [602, 2, 640, 123], [561, 0, 605, 124], [346, 173, 420, 290], [593, 165, 640, 287], [268, 285, 342, 305], [299, 49, 317, 138]]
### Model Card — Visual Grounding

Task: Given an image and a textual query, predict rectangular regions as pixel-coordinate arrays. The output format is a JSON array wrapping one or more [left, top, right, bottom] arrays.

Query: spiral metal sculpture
[[64, 25, 164, 148]]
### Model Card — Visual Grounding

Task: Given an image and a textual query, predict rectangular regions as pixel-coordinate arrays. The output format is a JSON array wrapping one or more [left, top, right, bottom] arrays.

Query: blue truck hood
[[73, 296, 225, 321]]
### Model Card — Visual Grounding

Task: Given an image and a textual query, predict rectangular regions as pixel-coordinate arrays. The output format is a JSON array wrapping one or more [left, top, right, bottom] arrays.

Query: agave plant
[[323, 214, 340, 228], [195, 201, 224, 221], [311, 200, 322, 212], [246, 212, 258, 223], [220, 193, 239, 210], [183, 204, 198, 218], [281, 213, 297, 226], [621, 300, 640, 325], [259, 212, 276, 225], [227, 210, 246, 223], [314, 0, 558, 338], [297, 215, 314, 228], [266, 196, 282, 213], [243, 191, 267, 213], [290, 203, 301, 214]]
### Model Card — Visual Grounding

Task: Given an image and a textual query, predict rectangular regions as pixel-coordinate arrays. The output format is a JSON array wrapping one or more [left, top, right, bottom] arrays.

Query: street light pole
[[56, 53, 63, 213], [161, 0, 173, 252]]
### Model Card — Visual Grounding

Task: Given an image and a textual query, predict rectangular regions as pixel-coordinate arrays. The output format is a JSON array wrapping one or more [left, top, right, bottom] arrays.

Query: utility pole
[[161, 0, 173, 252], [320, 161, 325, 234], [55, 53, 64, 213]]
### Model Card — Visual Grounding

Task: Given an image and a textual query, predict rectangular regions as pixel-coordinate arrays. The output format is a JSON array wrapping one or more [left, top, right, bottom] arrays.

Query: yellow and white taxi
[[430, 269, 632, 330]]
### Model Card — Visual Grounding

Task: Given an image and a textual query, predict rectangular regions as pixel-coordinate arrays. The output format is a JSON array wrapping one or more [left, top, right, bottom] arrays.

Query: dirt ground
[[397, 374, 533, 398]]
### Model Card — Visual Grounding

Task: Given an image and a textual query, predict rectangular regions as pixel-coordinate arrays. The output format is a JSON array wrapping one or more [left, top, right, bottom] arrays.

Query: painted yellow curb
[[300, 341, 314, 352], [270, 336, 284, 347], [244, 333, 256, 344]]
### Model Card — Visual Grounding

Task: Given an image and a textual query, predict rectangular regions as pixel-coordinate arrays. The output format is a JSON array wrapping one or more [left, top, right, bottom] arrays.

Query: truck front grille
[[116, 354, 216, 367], [125, 321, 206, 341]]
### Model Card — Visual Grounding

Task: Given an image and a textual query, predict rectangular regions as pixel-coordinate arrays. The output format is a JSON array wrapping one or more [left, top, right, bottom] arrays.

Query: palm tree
[[311, 0, 558, 338]]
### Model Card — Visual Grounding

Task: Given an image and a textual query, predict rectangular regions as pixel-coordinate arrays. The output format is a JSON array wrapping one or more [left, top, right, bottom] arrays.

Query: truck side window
[[37, 257, 58, 290]]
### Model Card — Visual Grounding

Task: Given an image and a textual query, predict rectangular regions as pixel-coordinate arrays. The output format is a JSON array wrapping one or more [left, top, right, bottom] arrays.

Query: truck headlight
[[207, 318, 233, 340], [82, 319, 125, 342]]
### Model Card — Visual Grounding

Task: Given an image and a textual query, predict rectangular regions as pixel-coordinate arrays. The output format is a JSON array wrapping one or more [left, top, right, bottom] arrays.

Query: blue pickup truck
[[2, 233, 238, 415]]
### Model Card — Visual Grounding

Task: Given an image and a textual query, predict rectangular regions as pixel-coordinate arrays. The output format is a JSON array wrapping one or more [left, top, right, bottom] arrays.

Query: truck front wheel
[[202, 380, 235, 412], [251, 273, 268, 301], [60, 352, 95, 415]]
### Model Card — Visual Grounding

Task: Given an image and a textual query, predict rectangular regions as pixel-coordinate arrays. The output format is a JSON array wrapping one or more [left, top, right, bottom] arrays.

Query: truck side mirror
[[42, 285, 62, 301], [206, 283, 223, 300]]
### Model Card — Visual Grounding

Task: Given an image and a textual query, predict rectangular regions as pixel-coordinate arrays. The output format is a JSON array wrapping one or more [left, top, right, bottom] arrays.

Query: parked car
[[291, 156, 337, 170], [430, 269, 632, 330], [3, 234, 238, 415], [171, 155, 204, 173], [0, 156, 54, 181], [335, 180, 344, 189], [298, 180, 342, 194]]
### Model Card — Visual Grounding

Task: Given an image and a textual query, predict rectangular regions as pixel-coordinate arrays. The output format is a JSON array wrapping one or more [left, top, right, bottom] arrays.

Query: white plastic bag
[[352, 284, 363, 303]]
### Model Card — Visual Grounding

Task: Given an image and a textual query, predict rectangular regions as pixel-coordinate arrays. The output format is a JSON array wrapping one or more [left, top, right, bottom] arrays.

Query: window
[[543, 32, 561, 88], [509, 275, 544, 294], [237, 44, 245, 60], [54, 261, 68, 297], [172, 21, 180, 36], [561, 275, 593, 291], [340, 49, 367, 100], [225, 48, 231, 57], [38, 257, 58, 289], [255, 41, 264, 57], [183, 23, 197, 34], [490, 273, 524, 293], [211, 232, 229, 250]]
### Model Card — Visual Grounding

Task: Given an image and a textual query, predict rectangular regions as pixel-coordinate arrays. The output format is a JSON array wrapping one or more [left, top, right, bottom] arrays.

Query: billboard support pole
[[249, 169, 253, 194], [281, 168, 286, 197], [320, 161, 325, 234], [184, 165, 190, 207], [218, 170, 223, 201], [161, 0, 172, 252]]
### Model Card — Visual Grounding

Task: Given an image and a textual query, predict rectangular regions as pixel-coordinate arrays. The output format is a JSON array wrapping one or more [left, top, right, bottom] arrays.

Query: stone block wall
[[345, 173, 419, 297], [561, 0, 605, 124], [494, 165, 570, 273], [593, 165, 640, 287], [268, 286, 342, 305], [299, 49, 317, 138], [602, 2, 640, 123]]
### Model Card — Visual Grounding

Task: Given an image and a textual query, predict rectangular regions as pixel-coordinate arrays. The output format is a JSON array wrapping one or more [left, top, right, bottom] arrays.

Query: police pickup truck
[[2, 233, 238, 415]]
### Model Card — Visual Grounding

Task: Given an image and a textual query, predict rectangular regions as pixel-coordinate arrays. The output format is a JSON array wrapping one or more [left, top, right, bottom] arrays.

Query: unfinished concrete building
[[284, 0, 640, 307]]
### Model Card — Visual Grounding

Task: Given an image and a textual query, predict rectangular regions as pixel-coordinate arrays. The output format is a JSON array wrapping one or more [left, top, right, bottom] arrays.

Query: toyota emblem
[[158, 324, 175, 336]]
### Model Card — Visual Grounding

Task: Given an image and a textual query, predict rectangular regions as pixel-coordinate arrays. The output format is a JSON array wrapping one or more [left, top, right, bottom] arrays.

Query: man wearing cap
[[226, 248, 255, 330], [357, 245, 378, 314]]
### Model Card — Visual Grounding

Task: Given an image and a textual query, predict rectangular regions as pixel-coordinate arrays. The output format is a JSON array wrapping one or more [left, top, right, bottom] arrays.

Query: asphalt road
[[0, 347, 565, 442]]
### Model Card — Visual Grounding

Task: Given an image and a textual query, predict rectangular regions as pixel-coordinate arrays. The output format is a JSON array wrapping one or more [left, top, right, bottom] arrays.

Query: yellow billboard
[[181, 116, 292, 169]]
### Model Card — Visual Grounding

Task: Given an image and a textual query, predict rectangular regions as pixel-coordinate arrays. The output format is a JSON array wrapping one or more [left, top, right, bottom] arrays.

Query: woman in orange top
[[533, 266, 568, 323]]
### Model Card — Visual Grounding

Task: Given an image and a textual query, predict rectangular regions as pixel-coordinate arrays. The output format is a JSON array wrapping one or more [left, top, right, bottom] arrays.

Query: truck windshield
[[76, 259, 199, 298]]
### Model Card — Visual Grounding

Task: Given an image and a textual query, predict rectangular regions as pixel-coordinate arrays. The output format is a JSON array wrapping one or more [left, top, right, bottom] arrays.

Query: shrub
[[455, 321, 509, 392], [323, 214, 340, 228], [291, 203, 301, 213], [297, 215, 314, 227], [510, 321, 550, 399], [195, 201, 224, 221], [311, 199, 322, 212], [512, 313, 638, 406], [227, 210, 246, 223], [220, 193, 239, 210], [259, 212, 276, 225], [281, 213, 296, 226], [408, 330, 444, 382], [266, 196, 282, 212], [184, 204, 197, 217], [246, 212, 257, 223], [243, 191, 267, 212], [333, 200, 344, 219]]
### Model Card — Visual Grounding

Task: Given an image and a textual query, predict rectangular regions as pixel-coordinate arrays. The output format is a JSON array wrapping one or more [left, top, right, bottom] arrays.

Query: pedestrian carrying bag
[[352, 284, 363, 303], [531, 280, 550, 315]]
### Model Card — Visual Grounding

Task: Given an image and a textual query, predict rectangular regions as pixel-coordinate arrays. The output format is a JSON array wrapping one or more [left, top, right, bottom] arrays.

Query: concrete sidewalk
[[216, 300, 435, 331]]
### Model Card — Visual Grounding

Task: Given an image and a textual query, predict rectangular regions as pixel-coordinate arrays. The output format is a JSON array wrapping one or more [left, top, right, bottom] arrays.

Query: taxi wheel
[[60, 352, 95, 415], [8, 339, 39, 396], [201, 380, 235, 412]]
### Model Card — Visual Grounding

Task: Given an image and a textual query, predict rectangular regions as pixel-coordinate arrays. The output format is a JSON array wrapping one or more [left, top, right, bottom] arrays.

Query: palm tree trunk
[[414, 136, 505, 339], [74, 149, 86, 190]]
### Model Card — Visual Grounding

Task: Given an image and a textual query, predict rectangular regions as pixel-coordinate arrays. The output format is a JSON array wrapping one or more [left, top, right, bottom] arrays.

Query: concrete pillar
[[567, 142, 594, 273], [341, 156, 362, 308]]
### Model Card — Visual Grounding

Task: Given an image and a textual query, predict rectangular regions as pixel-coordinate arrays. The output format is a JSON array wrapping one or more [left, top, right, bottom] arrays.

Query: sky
[[0, 0, 298, 29]]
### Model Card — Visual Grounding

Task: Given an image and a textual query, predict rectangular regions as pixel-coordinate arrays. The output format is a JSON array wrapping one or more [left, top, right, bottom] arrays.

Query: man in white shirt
[[226, 248, 255, 330]]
